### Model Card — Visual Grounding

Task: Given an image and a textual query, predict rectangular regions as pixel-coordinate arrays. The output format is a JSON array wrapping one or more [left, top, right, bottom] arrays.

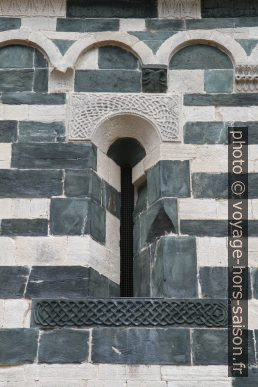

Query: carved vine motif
[[68, 93, 180, 142], [159, 0, 201, 19], [235, 65, 258, 92], [0, 0, 65, 16], [33, 299, 228, 328]]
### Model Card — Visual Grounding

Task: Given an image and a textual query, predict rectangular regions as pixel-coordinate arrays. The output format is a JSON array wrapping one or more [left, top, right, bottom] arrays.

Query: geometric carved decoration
[[142, 65, 168, 93], [235, 65, 258, 92], [158, 0, 201, 19], [68, 93, 180, 142], [33, 299, 228, 328], [0, 0, 66, 16]]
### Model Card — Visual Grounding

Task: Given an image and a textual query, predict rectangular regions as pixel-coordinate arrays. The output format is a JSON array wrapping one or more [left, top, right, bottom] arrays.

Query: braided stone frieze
[[235, 65, 258, 92], [68, 93, 181, 142], [33, 299, 227, 328]]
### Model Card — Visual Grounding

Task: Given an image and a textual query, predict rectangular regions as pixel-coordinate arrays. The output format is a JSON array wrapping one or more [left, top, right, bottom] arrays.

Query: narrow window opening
[[107, 138, 146, 297]]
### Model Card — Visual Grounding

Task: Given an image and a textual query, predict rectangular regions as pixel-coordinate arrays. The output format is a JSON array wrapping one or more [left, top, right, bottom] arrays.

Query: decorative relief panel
[[68, 93, 180, 142], [0, 0, 66, 17], [142, 65, 168, 93], [158, 0, 201, 19], [33, 299, 228, 328], [235, 65, 258, 93]]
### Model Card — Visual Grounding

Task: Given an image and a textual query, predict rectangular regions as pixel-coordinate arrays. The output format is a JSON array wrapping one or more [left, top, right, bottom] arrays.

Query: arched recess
[[156, 30, 248, 67], [64, 32, 157, 70], [0, 29, 65, 71]]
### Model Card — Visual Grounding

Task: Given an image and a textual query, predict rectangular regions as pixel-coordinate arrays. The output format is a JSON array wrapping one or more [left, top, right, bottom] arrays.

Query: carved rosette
[[158, 0, 201, 19], [68, 93, 181, 142], [235, 65, 258, 92]]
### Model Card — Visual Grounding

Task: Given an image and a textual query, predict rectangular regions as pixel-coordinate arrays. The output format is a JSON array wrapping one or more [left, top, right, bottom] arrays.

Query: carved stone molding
[[158, 0, 201, 19], [33, 299, 228, 328], [0, 0, 66, 17], [68, 93, 180, 142], [235, 65, 258, 93]]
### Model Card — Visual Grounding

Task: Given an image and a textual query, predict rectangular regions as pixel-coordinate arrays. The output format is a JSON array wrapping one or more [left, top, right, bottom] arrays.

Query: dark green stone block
[[53, 39, 75, 55], [204, 70, 233, 93], [74, 70, 141, 93], [192, 329, 228, 365], [65, 169, 102, 203], [0, 219, 48, 236], [0, 70, 33, 92], [67, 0, 157, 18], [34, 50, 48, 68], [0, 17, 21, 31], [92, 327, 190, 364], [0, 329, 38, 365], [152, 236, 197, 298], [186, 18, 235, 29], [98, 46, 138, 70], [234, 122, 258, 144], [184, 93, 258, 106], [237, 39, 258, 55], [0, 170, 63, 198], [252, 269, 258, 299], [199, 267, 228, 298], [2, 92, 65, 105], [57, 18, 119, 32], [201, 0, 258, 17], [142, 65, 167, 93], [103, 182, 121, 218], [0, 121, 17, 142], [145, 19, 184, 31], [147, 160, 190, 204], [192, 173, 228, 198], [235, 17, 258, 27], [38, 329, 89, 364], [0, 266, 29, 298], [12, 143, 96, 170], [0, 45, 34, 68], [18, 121, 65, 143], [133, 248, 151, 297], [233, 367, 258, 386], [180, 220, 228, 237], [129, 31, 174, 53], [134, 181, 147, 216], [90, 201, 106, 244], [184, 122, 228, 144], [33, 69, 48, 92], [170, 45, 233, 70]]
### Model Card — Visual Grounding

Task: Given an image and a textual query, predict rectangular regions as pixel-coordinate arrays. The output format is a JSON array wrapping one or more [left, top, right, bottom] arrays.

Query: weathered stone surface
[[57, 18, 119, 32], [192, 173, 228, 198], [65, 169, 102, 203], [134, 182, 147, 216], [152, 236, 197, 298], [180, 220, 228, 237], [145, 19, 184, 31], [192, 329, 228, 365], [92, 328, 190, 364], [34, 50, 48, 68], [0, 329, 38, 365], [0, 17, 21, 30], [204, 70, 233, 93], [18, 121, 65, 143], [99, 46, 138, 70], [0, 219, 48, 236], [0, 45, 34, 68], [142, 65, 167, 93], [133, 248, 151, 297], [12, 143, 96, 170], [147, 161, 190, 204], [233, 367, 258, 386], [186, 17, 235, 29], [33, 69, 49, 93], [237, 39, 258, 56], [50, 198, 106, 243], [199, 267, 228, 299], [170, 45, 233, 70], [129, 31, 174, 53], [252, 269, 258, 299], [184, 122, 228, 144], [184, 93, 258, 106], [38, 329, 89, 364], [0, 121, 17, 142], [201, 0, 258, 17], [103, 182, 121, 219], [1, 92, 65, 105], [67, 0, 157, 18], [74, 70, 141, 93], [53, 39, 75, 55], [0, 170, 63, 198], [235, 122, 258, 144], [0, 266, 29, 298], [0, 70, 34, 92]]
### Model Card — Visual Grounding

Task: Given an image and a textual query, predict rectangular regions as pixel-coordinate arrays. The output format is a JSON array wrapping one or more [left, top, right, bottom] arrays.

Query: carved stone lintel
[[68, 93, 180, 142], [0, 0, 66, 17], [33, 299, 228, 328], [158, 0, 201, 19], [235, 65, 258, 93]]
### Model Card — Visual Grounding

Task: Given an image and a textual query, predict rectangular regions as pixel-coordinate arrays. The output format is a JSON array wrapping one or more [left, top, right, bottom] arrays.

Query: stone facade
[[0, 0, 257, 386]]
